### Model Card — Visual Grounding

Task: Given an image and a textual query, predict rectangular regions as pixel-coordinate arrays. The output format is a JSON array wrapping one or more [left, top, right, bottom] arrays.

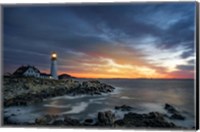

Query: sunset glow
[[3, 3, 195, 79]]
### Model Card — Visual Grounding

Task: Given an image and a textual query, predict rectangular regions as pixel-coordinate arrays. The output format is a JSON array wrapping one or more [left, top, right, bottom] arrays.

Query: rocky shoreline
[[3, 76, 115, 107], [3, 77, 191, 129], [4, 104, 188, 129]]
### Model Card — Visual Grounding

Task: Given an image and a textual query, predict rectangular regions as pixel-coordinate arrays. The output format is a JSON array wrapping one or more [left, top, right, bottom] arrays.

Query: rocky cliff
[[3, 76, 115, 107]]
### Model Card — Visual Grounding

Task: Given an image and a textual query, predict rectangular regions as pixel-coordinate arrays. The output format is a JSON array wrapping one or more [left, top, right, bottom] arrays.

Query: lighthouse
[[50, 52, 58, 80]]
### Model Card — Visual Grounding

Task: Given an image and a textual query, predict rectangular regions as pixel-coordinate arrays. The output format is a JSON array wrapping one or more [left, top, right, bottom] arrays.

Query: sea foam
[[44, 104, 71, 108], [60, 102, 88, 114], [50, 95, 87, 100]]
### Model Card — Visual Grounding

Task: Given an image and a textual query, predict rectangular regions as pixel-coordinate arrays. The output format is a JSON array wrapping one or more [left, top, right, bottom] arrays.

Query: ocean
[[4, 79, 195, 128]]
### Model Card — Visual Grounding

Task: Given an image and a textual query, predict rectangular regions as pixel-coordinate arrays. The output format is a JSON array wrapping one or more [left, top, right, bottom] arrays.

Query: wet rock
[[51, 120, 65, 125], [114, 119, 125, 127], [3, 116, 10, 124], [35, 115, 58, 125], [64, 116, 80, 126], [121, 112, 177, 128], [4, 110, 184, 128], [11, 114, 16, 116], [94, 91, 101, 95], [170, 113, 185, 120], [164, 103, 178, 113], [148, 112, 165, 121], [115, 105, 133, 111], [164, 103, 185, 120], [83, 118, 94, 125], [3, 116, 18, 125], [97, 111, 115, 126]]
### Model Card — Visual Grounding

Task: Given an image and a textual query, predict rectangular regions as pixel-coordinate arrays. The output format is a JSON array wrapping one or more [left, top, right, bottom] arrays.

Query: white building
[[13, 65, 40, 78], [13, 52, 58, 79], [40, 73, 52, 79]]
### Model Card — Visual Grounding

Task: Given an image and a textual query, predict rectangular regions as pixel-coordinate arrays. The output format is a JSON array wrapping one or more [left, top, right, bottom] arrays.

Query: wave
[[120, 96, 136, 100], [111, 87, 122, 95], [89, 97, 106, 102], [50, 95, 87, 100], [60, 102, 88, 114], [44, 104, 71, 108]]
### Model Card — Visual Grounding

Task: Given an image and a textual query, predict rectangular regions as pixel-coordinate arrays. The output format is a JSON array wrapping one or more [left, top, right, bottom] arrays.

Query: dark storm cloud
[[3, 2, 196, 75], [66, 4, 162, 42], [4, 3, 195, 49], [187, 59, 195, 64], [180, 49, 194, 59], [157, 18, 195, 50], [176, 64, 194, 71], [3, 6, 115, 54], [67, 3, 195, 46]]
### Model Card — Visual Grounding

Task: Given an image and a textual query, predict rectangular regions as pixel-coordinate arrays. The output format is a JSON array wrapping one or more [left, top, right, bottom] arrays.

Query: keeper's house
[[13, 65, 51, 79]]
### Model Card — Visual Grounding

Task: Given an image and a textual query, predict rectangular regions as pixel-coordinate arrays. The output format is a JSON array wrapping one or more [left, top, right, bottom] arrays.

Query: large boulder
[[118, 112, 177, 128], [97, 111, 115, 126], [35, 115, 58, 125], [64, 116, 81, 126], [170, 113, 185, 120], [83, 118, 94, 126], [164, 103, 185, 120], [164, 104, 178, 113]]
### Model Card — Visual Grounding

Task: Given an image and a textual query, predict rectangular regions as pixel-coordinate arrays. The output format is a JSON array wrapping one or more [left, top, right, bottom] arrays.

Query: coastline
[[3, 76, 194, 129], [3, 76, 115, 107]]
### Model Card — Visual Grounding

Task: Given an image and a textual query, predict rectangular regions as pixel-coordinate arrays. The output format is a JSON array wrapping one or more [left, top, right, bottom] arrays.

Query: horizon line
[[76, 77, 194, 80]]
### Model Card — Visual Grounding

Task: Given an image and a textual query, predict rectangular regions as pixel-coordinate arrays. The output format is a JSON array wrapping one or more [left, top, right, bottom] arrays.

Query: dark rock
[[35, 115, 58, 125], [115, 105, 133, 111], [83, 118, 94, 125], [97, 111, 115, 126], [84, 118, 93, 123], [3, 116, 18, 125], [94, 91, 101, 95], [3, 110, 184, 129], [164, 103, 178, 113], [89, 80, 100, 83], [122, 112, 177, 128], [51, 120, 65, 125], [4, 77, 115, 107], [170, 113, 185, 120], [148, 112, 165, 121], [114, 119, 125, 126], [107, 89, 112, 92], [11, 114, 16, 116], [3, 116, 10, 124], [64, 116, 80, 126], [164, 104, 185, 120]]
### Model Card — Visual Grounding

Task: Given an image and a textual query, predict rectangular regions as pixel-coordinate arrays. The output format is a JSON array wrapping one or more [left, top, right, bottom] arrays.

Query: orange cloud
[[51, 44, 194, 79]]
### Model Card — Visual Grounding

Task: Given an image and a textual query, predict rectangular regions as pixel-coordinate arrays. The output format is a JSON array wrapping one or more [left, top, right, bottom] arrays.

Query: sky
[[3, 2, 196, 79]]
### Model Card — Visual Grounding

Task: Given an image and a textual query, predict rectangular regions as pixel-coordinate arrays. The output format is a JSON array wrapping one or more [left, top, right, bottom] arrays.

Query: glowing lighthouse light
[[50, 52, 58, 79], [52, 53, 57, 58]]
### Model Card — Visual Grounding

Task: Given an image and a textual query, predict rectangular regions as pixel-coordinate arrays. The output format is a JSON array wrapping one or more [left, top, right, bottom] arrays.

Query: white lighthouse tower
[[50, 52, 58, 80]]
